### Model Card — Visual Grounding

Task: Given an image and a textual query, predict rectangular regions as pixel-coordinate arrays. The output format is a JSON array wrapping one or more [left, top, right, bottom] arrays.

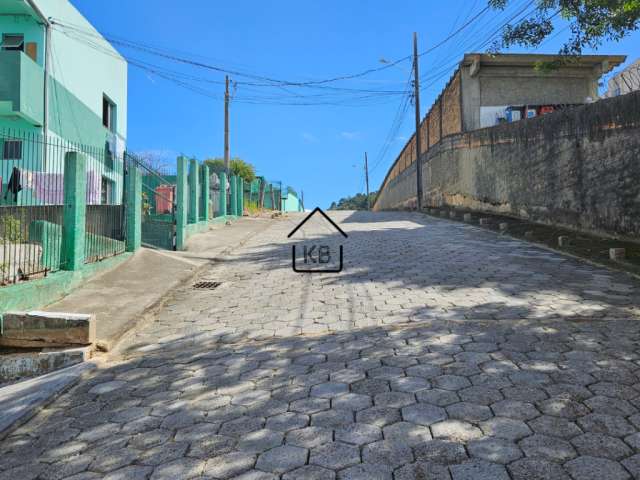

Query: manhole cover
[[193, 281, 221, 290]]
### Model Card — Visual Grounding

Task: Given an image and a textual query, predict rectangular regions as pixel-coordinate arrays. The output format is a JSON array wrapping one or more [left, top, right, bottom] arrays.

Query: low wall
[[374, 91, 640, 240]]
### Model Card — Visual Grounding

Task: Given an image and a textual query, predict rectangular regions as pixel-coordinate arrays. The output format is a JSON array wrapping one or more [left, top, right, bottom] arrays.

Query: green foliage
[[0, 214, 22, 243], [204, 157, 256, 183], [489, 0, 640, 55], [329, 192, 377, 211]]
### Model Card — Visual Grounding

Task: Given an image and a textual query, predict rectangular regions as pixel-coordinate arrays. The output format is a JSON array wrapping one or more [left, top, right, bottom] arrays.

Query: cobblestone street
[[3, 210, 640, 480]]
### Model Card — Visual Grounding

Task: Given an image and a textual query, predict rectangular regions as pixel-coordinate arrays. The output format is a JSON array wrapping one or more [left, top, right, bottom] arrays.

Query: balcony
[[0, 50, 44, 126]]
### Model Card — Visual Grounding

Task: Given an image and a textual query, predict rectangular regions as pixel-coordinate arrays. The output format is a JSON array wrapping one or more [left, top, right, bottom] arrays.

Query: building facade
[[0, 0, 127, 204], [380, 53, 625, 198]]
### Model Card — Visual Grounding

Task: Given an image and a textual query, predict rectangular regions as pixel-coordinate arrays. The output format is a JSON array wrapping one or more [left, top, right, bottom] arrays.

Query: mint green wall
[[0, 0, 127, 150], [282, 192, 302, 212]]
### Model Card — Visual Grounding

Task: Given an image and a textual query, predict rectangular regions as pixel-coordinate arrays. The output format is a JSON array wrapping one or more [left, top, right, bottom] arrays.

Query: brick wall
[[442, 71, 462, 137], [373, 91, 640, 240]]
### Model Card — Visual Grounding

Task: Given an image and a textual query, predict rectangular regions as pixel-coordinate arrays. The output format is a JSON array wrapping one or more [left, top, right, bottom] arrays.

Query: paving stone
[[564, 456, 631, 480], [490, 399, 539, 420], [351, 379, 390, 396], [265, 412, 309, 432], [337, 463, 393, 480], [361, 439, 413, 468], [311, 408, 354, 428], [188, 434, 237, 458], [231, 470, 278, 480], [356, 406, 402, 427], [527, 415, 583, 439], [432, 420, 483, 442], [89, 381, 126, 395], [413, 439, 468, 465], [282, 465, 335, 480], [102, 466, 154, 480], [310, 382, 350, 398], [374, 392, 416, 408], [446, 402, 493, 422], [382, 422, 432, 446], [585, 395, 637, 416], [622, 454, 640, 480], [237, 429, 284, 453], [433, 375, 471, 391], [449, 460, 510, 480], [507, 458, 570, 480], [203, 452, 256, 479], [570, 433, 632, 460], [416, 388, 460, 406], [394, 462, 451, 480], [286, 426, 333, 448], [538, 396, 590, 419], [150, 457, 205, 480], [138, 441, 190, 466], [309, 441, 361, 470], [402, 403, 447, 426], [390, 377, 431, 393], [255, 445, 308, 474], [518, 434, 577, 463], [479, 417, 531, 440], [467, 437, 522, 464], [219, 416, 265, 436], [332, 393, 372, 411], [577, 413, 636, 437], [335, 422, 382, 445], [290, 397, 330, 415], [458, 386, 503, 405]]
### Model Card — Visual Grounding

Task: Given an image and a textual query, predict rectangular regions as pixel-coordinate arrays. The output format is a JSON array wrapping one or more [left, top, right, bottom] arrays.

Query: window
[[3, 140, 22, 160], [1, 34, 24, 51], [102, 96, 116, 132], [101, 176, 113, 204]]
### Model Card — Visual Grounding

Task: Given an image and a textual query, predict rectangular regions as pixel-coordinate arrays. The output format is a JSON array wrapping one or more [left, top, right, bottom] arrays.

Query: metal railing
[[0, 128, 126, 285]]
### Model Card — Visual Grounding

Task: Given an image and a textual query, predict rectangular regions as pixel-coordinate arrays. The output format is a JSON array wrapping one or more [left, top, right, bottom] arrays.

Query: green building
[[0, 0, 127, 204]]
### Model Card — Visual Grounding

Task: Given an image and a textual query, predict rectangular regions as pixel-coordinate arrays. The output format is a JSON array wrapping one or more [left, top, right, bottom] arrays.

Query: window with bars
[[3, 140, 22, 160]]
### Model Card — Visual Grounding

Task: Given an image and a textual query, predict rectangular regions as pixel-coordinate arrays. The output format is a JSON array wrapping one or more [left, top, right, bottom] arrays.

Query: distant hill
[[329, 192, 377, 210]]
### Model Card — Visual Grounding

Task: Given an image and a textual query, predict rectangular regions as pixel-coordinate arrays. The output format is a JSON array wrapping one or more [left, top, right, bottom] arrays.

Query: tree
[[204, 157, 256, 183], [329, 192, 377, 210], [489, 0, 640, 56]]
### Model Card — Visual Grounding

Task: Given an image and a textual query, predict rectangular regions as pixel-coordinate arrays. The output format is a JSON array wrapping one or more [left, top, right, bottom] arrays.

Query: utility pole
[[224, 75, 230, 173], [364, 152, 370, 211], [413, 32, 423, 210]]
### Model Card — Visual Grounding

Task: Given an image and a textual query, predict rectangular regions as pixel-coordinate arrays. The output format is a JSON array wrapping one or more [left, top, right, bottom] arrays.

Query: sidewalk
[[44, 216, 274, 351]]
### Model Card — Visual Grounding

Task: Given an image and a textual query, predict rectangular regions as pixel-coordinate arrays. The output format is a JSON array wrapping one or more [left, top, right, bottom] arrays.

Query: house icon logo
[[288, 207, 348, 273]]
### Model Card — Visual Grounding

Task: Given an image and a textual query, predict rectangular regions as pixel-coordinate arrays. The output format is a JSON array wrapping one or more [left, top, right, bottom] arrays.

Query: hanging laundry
[[4, 167, 22, 202]]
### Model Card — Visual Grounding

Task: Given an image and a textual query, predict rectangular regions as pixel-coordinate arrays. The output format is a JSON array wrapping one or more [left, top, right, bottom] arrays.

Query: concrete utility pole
[[224, 75, 230, 173], [364, 152, 370, 211], [413, 32, 423, 210]]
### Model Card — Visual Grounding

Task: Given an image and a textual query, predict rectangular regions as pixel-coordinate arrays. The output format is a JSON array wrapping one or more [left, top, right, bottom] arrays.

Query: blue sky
[[72, 0, 640, 208]]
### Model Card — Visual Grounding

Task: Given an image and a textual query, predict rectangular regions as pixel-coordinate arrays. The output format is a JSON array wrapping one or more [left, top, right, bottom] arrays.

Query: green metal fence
[[0, 128, 126, 285]]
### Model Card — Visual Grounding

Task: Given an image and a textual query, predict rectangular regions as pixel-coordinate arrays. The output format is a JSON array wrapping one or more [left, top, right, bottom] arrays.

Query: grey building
[[458, 53, 626, 130]]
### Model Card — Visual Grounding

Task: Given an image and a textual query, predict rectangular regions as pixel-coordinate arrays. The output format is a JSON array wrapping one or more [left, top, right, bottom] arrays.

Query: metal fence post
[[218, 171, 227, 217], [201, 164, 210, 221], [230, 174, 238, 216], [62, 152, 86, 270], [125, 160, 141, 252], [188, 158, 199, 224], [176, 156, 188, 250]]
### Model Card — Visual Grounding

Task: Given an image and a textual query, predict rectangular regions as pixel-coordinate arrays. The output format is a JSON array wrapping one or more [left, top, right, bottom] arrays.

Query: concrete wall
[[374, 91, 640, 240]]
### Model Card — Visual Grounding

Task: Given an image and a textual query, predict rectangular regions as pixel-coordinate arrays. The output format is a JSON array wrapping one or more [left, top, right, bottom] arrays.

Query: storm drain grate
[[193, 281, 222, 290]]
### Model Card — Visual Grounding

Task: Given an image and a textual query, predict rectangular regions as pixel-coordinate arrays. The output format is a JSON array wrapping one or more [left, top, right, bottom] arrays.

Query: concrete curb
[[0, 360, 97, 440]]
